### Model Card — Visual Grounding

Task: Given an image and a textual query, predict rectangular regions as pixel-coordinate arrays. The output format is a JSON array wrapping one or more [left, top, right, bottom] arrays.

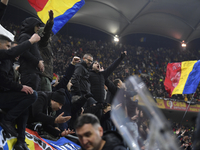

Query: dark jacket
[[18, 17, 43, 74], [29, 91, 62, 137], [100, 111, 116, 131], [102, 131, 127, 150], [38, 20, 54, 81], [53, 64, 75, 131], [0, 41, 32, 92], [52, 64, 75, 91], [30, 91, 54, 125], [89, 53, 125, 102], [71, 60, 90, 95]]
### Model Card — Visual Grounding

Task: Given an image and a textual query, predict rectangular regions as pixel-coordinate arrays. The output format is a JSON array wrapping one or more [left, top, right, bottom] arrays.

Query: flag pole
[[180, 92, 195, 125]]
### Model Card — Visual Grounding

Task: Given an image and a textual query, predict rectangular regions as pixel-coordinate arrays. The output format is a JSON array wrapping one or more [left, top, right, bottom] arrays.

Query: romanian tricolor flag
[[164, 60, 200, 97], [28, 0, 85, 34]]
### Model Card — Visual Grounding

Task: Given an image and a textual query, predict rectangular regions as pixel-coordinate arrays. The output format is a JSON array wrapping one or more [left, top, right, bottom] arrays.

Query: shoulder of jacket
[[38, 91, 51, 98]]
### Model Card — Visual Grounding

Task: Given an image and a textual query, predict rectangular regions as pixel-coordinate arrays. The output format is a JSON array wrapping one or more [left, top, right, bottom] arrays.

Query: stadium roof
[[9, 0, 200, 43]]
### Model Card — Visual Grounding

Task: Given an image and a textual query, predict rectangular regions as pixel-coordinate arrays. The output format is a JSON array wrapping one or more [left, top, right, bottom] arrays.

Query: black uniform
[[0, 40, 37, 142], [71, 60, 91, 96], [18, 17, 43, 90]]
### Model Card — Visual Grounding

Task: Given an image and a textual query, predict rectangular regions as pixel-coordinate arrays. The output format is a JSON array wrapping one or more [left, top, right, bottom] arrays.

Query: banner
[[156, 99, 200, 112], [137, 97, 200, 112]]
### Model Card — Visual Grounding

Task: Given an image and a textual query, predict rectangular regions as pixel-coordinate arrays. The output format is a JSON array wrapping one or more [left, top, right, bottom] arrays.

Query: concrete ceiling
[[9, 0, 200, 43]]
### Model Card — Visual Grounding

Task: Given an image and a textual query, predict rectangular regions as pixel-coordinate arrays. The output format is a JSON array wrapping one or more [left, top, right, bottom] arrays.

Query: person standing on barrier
[[0, 33, 40, 150], [18, 17, 44, 90]]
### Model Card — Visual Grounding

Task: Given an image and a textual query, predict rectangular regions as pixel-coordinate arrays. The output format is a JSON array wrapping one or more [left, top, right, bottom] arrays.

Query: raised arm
[[53, 56, 80, 91], [103, 51, 127, 79], [0, 33, 40, 60], [39, 10, 54, 47]]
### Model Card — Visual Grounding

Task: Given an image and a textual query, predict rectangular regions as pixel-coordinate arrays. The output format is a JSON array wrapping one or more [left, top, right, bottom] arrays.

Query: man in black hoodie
[[71, 54, 96, 106], [89, 51, 127, 103], [0, 33, 40, 150], [18, 17, 44, 90], [75, 113, 126, 150]]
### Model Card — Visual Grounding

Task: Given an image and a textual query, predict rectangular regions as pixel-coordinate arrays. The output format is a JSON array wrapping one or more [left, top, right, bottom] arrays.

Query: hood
[[20, 17, 43, 36]]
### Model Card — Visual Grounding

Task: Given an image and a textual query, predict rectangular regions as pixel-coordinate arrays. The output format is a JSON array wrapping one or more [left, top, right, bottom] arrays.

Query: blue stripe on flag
[[183, 60, 200, 94], [52, 0, 85, 34]]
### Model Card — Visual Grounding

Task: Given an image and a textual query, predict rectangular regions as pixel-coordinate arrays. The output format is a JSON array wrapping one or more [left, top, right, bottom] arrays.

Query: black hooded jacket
[[71, 60, 90, 95], [18, 17, 43, 74], [102, 131, 127, 150], [0, 41, 32, 92]]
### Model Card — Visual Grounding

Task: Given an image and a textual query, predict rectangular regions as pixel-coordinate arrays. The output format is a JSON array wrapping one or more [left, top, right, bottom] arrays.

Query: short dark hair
[[74, 113, 100, 129], [113, 79, 121, 87], [83, 54, 93, 59], [0, 34, 12, 43]]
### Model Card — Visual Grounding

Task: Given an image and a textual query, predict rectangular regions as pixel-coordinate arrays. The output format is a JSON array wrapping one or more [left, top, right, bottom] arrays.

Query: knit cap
[[51, 88, 66, 105]]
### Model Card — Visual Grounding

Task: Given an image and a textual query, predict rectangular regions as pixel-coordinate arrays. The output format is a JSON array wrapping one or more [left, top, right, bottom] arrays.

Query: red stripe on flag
[[28, 0, 48, 12], [34, 142, 43, 150], [164, 63, 181, 97]]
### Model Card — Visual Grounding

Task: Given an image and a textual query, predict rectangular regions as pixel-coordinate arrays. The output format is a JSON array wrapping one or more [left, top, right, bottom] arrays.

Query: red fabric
[[25, 128, 54, 150], [53, 73, 58, 78], [164, 62, 181, 97], [28, 0, 48, 12]]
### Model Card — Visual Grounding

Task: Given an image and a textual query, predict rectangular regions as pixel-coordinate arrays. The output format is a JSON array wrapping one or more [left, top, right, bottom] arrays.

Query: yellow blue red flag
[[28, 0, 85, 34], [164, 60, 200, 97]]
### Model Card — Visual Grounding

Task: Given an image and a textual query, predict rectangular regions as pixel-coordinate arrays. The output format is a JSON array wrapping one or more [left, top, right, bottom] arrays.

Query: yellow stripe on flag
[[25, 136, 35, 150], [172, 61, 197, 95], [38, 0, 81, 24], [7, 137, 17, 150]]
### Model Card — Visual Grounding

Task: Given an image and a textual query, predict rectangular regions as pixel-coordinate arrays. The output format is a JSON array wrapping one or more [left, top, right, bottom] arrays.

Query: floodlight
[[114, 35, 119, 42]]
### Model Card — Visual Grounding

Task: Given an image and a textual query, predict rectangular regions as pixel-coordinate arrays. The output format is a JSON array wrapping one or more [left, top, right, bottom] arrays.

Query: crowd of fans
[[41, 32, 200, 102], [48, 33, 200, 102], [3, 20, 200, 102], [1, 12, 200, 149]]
